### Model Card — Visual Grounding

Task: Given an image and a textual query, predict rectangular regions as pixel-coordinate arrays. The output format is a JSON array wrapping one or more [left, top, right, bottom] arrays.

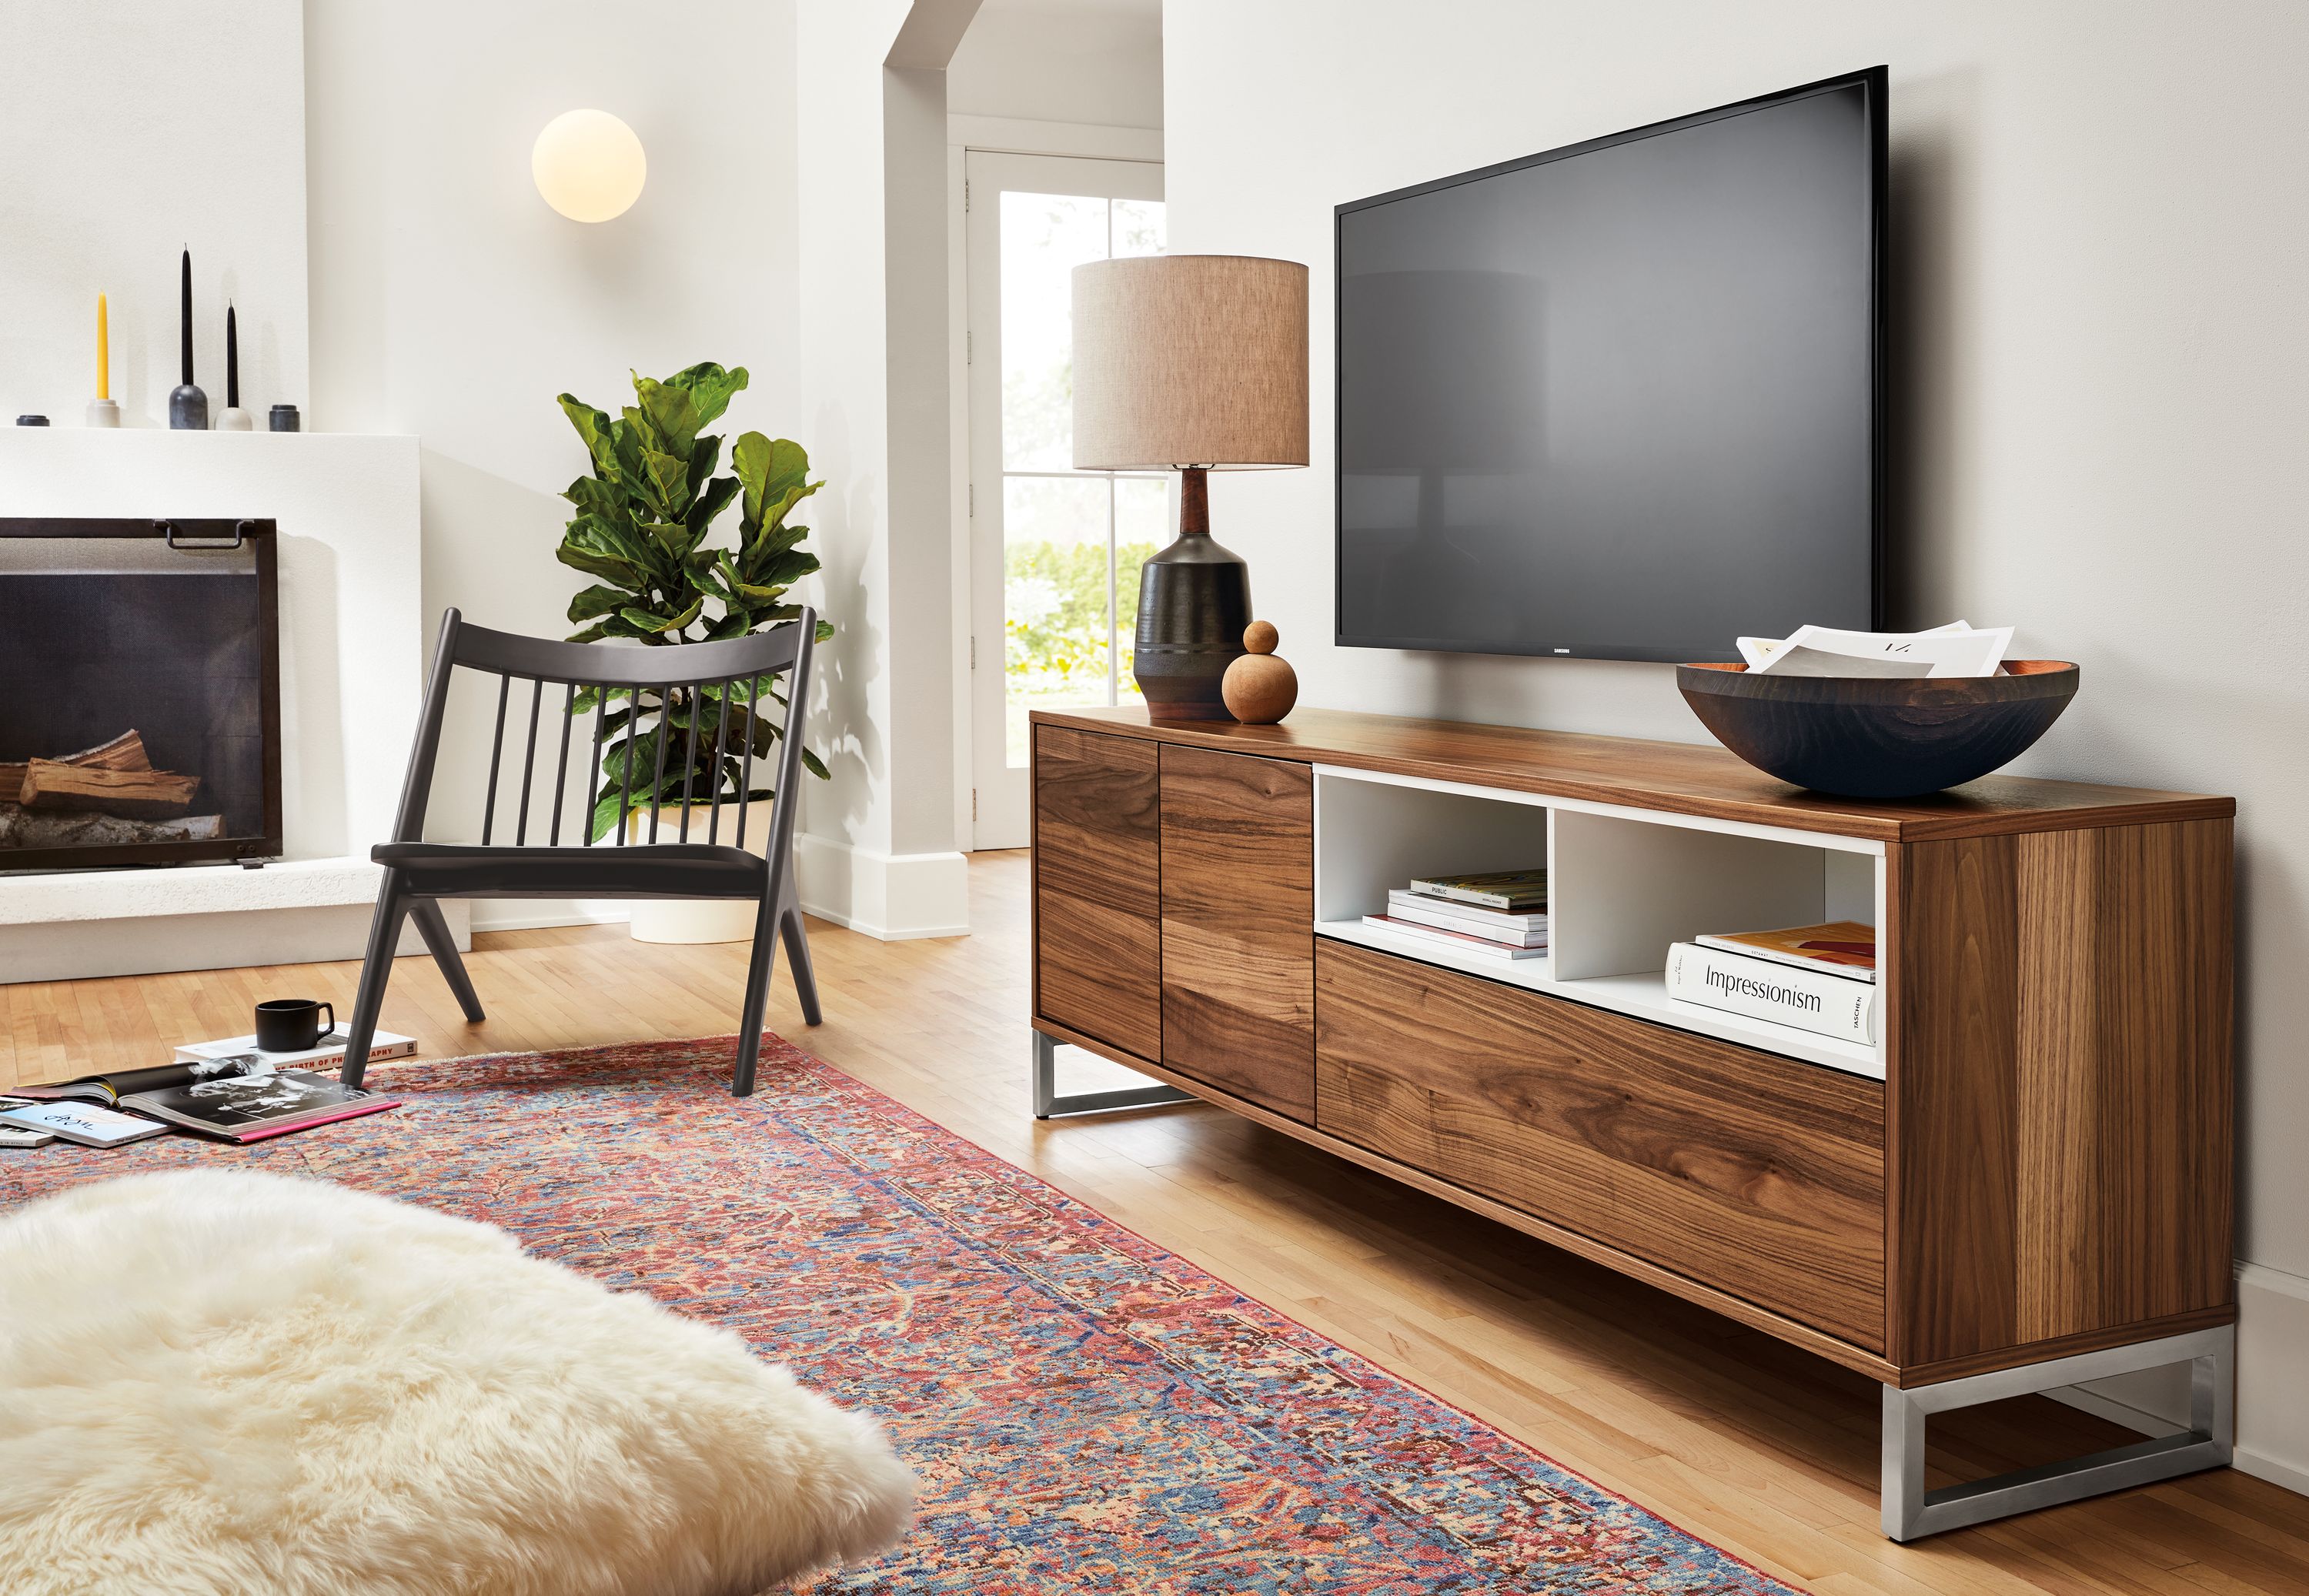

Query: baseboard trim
[[468, 903, 631, 934], [794, 833, 970, 941], [2044, 1260, 2309, 1499]]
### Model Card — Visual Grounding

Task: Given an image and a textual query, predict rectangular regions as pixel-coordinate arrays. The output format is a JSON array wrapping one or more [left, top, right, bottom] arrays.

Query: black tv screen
[[1335, 68, 1883, 663]]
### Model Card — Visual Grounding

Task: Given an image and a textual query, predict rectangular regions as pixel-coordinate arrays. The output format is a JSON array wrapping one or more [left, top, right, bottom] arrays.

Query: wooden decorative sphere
[[1222, 621, 1298, 724]]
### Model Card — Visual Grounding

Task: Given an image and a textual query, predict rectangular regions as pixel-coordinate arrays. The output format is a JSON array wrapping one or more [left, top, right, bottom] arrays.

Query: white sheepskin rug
[[0, 1170, 914, 1596]]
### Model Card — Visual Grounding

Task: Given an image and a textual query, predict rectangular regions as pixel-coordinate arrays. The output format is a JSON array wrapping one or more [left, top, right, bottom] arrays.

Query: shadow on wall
[[800, 404, 884, 850], [1881, 65, 1977, 633]]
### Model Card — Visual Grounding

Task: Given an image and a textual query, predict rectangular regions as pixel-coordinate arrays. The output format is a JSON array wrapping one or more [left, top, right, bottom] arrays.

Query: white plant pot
[[624, 802, 774, 945]]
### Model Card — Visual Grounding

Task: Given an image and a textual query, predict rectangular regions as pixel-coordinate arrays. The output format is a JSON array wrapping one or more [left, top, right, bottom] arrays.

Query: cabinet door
[[1033, 726, 1161, 1061], [1158, 745, 1315, 1119]]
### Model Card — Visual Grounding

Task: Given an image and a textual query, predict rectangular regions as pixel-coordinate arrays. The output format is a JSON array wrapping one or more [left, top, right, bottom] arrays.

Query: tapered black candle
[[179, 249, 193, 385], [226, 303, 239, 408], [168, 247, 209, 429]]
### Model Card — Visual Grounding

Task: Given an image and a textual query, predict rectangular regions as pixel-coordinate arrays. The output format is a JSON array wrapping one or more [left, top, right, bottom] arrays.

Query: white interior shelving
[[1312, 765, 1886, 1079]]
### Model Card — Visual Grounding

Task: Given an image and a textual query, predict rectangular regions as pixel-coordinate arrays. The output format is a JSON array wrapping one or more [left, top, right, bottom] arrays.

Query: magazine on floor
[[7, 1053, 276, 1106], [0, 1098, 171, 1148], [123, 1070, 402, 1145]]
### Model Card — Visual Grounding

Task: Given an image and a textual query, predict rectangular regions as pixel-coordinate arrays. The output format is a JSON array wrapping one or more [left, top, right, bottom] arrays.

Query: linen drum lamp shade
[[533, 110, 647, 222], [1072, 255, 1309, 720]]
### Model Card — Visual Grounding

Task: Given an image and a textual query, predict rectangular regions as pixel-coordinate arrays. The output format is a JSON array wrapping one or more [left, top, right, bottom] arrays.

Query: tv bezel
[[1332, 65, 1889, 665]]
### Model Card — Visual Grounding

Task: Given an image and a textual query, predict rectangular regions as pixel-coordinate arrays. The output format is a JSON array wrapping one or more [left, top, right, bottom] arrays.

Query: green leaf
[[733, 433, 814, 530], [666, 362, 749, 427], [566, 584, 628, 623], [800, 746, 831, 780], [634, 375, 705, 457], [814, 619, 835, 643], [555, 540, 644, 589], [618, 593, 703, 636], [685, 474, 740, 536], [557, 395, 619, 475], [562, 474, 631, 521]]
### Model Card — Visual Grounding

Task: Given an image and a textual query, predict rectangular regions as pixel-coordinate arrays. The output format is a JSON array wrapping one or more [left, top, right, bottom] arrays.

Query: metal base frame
[[1882, 1325, 2234, 1541], [1031, 1029, 1193, 1118]]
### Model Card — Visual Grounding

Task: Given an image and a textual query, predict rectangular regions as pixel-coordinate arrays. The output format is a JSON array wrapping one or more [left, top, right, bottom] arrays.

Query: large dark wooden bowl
[[1677, 659, 2080, 799]]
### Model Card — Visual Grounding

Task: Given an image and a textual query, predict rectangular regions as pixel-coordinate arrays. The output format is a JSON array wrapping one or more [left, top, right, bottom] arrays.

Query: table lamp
[[1072, 255, 1308, 720]]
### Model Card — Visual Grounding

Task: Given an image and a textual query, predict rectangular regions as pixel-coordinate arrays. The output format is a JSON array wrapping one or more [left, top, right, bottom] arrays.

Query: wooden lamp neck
[[1178, 466, 1209, 538]]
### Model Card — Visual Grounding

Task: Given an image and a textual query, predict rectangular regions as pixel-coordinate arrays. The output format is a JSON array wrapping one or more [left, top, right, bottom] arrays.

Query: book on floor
[[6, 1053, 279, 1106], [1382, 890, 1549, 947], [119, 1070, 401, 1144], [1694, 920, 1876, 983], [173, 1027, 416, 1070], [1363, 913, 1548, 960], [1664, 943, 1875, 1045], [0, 1099, 171, 1148], [1405, 867, 1549, 912]]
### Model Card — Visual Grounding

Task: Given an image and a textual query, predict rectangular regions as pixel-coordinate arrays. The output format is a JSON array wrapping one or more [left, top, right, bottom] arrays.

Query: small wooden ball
[[1222, 622, 1298, 724]]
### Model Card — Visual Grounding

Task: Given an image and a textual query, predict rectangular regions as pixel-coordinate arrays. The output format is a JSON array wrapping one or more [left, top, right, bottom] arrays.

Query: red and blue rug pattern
[[1, 1037, 1801, 1594]]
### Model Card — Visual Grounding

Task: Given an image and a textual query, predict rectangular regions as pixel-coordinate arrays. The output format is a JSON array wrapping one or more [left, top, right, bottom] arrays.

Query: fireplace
[[0, 517, 282, 872]]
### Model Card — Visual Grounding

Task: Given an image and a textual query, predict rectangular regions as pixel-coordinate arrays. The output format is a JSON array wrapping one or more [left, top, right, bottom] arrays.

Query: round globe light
[[531, 109, 647, 222]]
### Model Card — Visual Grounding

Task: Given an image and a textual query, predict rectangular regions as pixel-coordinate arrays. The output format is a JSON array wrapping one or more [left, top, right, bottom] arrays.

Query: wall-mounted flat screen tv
[[1335, 67, 1884, 663]]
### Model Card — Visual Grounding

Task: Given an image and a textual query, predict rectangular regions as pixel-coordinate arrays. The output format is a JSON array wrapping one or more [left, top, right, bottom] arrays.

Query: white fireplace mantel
[[0, 429, 460, 983]]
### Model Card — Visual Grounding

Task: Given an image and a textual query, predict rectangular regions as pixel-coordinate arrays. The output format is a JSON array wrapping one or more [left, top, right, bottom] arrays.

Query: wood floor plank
[[2, 850, 2300, 1593]]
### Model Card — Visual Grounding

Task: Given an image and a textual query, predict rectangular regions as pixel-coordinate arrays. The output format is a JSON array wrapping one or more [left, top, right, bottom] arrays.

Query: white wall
[[1166, 0, 2309, 1489], [948, 0, 1162, 129], [0, 0, 309, 427], [304, 0, 804, 927]]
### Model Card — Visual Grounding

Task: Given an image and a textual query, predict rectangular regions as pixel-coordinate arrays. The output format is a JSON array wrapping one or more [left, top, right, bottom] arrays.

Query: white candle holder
[[85, 398, 120, 428]]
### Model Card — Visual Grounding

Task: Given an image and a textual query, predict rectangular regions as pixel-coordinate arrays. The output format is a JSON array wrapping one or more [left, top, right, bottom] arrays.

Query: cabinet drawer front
[[1315, 942, 1886, 1348], [1034, 726, 1161, 1060], [1159, 746, 1315, 1120]]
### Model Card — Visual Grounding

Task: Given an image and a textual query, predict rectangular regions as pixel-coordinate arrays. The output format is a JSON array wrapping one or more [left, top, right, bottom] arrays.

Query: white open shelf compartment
[[1312, 765, 1886, 1080]]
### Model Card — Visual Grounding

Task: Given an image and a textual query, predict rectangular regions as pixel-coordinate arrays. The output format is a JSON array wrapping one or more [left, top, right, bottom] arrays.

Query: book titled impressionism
[[1405, 868, 1548, 912], [1695, 920, 1876, 983], [1664, 943, 1876, 1045]]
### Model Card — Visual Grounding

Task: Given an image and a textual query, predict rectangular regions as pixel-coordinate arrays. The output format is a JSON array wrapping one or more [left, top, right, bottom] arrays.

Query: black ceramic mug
[[255, 998, 336, 1053]]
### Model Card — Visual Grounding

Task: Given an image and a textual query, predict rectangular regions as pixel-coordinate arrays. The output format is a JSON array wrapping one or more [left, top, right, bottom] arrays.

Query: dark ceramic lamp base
[[1133, 467, 1251, 722]]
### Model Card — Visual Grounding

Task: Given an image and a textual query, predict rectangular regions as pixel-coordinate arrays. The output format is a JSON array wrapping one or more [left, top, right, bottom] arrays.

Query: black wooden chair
[[341, 607, 820, 1097]]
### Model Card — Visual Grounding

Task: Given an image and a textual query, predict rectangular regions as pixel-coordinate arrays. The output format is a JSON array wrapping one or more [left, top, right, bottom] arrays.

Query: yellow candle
[[96, 293, 109, 400]]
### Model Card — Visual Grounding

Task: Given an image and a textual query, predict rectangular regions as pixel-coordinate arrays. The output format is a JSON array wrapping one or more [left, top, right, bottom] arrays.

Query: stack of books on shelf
[[1363, 868, 1549, 962], [1663, 920, 1876, 1043]]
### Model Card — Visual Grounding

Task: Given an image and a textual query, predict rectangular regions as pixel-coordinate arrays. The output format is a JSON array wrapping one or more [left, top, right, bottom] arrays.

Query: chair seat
[[373, 840, 768, 900]]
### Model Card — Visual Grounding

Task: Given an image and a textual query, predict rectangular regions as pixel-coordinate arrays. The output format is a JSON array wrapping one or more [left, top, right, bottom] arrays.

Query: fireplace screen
[[0, 518, 282, 872]]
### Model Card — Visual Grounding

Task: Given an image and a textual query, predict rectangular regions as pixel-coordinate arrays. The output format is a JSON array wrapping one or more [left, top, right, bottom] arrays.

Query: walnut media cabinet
[[1027, 706, 2237, 1540]]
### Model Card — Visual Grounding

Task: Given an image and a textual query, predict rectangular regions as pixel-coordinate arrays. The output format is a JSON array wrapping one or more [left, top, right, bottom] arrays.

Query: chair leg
[[733, 890, 783, 1098], [409, 899, 485, 1022], [342, 873, 412, 1090], [778, 882, 821, 1026]]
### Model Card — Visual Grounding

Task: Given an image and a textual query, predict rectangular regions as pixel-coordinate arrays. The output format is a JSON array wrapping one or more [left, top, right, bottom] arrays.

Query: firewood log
[[0, 805, 224, 850], [18, 760, 201, 818], [0, 730, 152, 796]]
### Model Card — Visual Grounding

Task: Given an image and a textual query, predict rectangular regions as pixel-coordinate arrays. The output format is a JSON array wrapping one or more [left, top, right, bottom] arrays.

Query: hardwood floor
[[5, 851, 2303, 1594]]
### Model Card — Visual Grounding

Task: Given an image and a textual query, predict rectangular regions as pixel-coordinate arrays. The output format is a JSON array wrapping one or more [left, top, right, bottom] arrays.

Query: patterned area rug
[[2, 1037, 1800, 1594]]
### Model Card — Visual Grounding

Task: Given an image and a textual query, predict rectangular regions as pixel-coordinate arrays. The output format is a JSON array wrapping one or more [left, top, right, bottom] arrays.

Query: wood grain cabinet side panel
[[1158, 745, 1315, 1120], [1033, 726, 1162, 1062], [1893, 820, 2234, 1365], [1316, 942, 1886, 1348]]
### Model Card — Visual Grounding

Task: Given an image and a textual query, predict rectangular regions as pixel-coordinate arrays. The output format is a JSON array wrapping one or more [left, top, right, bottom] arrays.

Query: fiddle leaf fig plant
[[554, 362, 834, 841]]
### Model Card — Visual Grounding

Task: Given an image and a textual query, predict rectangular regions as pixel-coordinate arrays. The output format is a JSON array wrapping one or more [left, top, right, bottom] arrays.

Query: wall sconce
[[531, 109, 647, 222]]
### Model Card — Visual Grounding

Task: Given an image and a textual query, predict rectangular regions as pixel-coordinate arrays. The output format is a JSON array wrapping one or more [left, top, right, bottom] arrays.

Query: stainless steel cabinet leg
[[1880, 1326, 2234, 1541], [1031, 1029, 1193, 1118]]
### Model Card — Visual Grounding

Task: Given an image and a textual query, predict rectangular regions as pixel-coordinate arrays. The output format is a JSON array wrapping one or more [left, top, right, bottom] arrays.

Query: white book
[[0, 1100, 170, 1148], [1362, 914, 1548, 960], [1752, 623, 2010, 680], [1383, 892, 1549, 946], [1664, 943, 1876, 1045], [174, 1027, 416, 1070]]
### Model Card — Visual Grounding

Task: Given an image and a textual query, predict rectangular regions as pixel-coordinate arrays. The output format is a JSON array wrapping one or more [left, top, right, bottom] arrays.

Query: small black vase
[[1133, 468, 1251, 721]]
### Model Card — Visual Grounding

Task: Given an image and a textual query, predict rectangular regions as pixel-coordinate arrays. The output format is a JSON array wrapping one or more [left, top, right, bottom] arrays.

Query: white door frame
[[961, 148, 1164, 850]]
